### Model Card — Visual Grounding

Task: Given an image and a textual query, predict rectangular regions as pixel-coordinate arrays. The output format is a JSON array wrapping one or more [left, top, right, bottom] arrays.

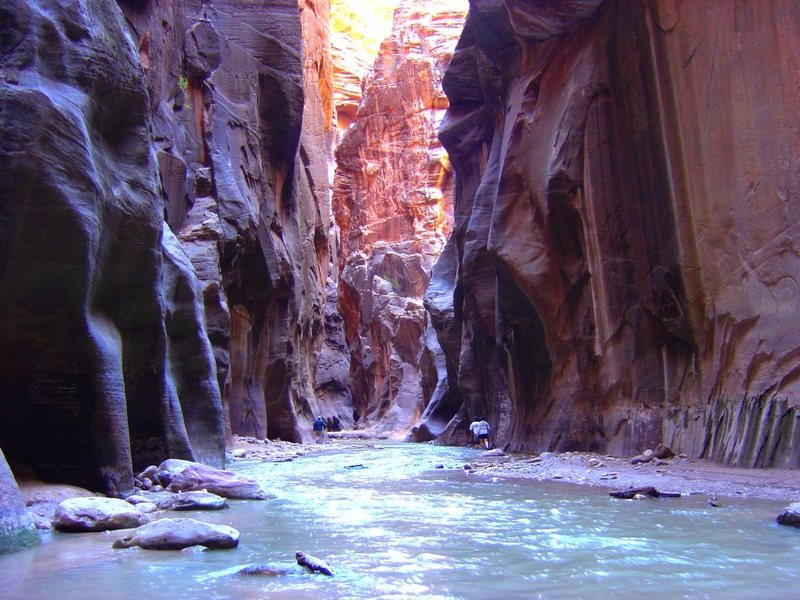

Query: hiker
[[475, 417, 490, 449], [313, 415, 326, 443], [469, 418, 481, 447]]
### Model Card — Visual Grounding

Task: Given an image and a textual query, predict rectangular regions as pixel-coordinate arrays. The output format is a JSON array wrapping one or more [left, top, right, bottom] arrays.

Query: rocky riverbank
[[230, 435, 800, 504]]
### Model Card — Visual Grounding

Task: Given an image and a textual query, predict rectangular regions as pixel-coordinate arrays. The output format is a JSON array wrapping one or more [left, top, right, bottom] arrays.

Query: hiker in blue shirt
[[313, 415, 326, 443]]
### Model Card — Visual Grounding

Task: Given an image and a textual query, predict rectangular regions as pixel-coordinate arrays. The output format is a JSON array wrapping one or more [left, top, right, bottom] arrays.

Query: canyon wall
[[332, 0, 466, 435], [425, 0, 800, 466], [0, 0, 225, 498], [0, 0, 342, 516], [120, 0, 342, 442]]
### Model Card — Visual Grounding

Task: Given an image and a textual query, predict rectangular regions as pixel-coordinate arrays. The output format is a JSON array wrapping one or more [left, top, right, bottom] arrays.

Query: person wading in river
[[475, 417, 490, 449], [313, 415, 326, 443], [469, 418, 481, 447]]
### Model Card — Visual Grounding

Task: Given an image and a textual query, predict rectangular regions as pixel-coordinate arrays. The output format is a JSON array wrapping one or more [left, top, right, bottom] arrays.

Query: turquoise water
[[1, 442, 799, 599]]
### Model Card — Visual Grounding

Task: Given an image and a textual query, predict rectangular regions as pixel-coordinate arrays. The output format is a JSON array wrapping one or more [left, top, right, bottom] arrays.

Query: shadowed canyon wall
[[424, 0, 800, 467], [332, 0, 466, 436], [0, 0, 225, 500], [0, 0, 344, 523], [119, 0, 342, 443]]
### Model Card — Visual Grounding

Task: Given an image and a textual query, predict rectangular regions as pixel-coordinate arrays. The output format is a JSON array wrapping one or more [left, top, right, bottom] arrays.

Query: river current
[[1, 441, 799, 599]]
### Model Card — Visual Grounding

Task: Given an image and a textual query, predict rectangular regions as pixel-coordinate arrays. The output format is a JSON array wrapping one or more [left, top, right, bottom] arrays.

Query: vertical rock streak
[[429, 0, 800, 466]]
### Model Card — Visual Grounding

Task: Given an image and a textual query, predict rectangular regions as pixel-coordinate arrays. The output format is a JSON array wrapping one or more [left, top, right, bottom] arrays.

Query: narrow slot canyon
[[2, 1, 800, 596]]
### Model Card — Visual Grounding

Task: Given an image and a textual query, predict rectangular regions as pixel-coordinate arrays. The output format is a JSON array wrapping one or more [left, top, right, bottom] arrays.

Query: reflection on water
[[1, 441, 800, 599]]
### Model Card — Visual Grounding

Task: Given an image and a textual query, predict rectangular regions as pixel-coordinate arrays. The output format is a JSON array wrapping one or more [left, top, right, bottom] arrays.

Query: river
[[1, 441, 799, 599]]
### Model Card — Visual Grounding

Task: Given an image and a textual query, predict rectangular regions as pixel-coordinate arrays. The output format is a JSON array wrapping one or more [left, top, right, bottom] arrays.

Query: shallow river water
[[2, 441, 800, 599]]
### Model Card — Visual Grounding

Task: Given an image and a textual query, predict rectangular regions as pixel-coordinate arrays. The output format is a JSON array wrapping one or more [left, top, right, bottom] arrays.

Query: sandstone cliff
[[332, 1, 466, 435], [0, 0, 225, 497], [121, 0, 342, 442], [426, 0, 800, 467]]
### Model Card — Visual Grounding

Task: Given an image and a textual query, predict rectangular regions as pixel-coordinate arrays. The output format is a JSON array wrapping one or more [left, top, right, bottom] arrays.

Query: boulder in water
[[776, 503, 800, 527], [161, 460, 271, 500], [111, 518, 239, 550], [156, 491, 228, 511], [609, 486, 681, 499], [53, 498, 150, 532], [296, 551, 334, 576]]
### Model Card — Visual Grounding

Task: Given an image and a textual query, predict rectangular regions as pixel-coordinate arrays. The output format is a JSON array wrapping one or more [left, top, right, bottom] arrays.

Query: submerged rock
[[239, 563, 292, 576], [53, 498, 150, 533], [112, 518, 239, 550]]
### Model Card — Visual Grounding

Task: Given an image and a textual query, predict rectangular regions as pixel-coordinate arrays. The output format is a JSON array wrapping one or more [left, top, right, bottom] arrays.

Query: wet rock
[[482, 449, 506, 457], [112, 518, 239, 550], [232, 449, 247, 459], [776, 503, 800, 527], [609, 487, 681, 500], [296, 551, 334, 576], [162, 461, 271, 500], [155, 491, 228, 512], [53, 498, 150, 533]]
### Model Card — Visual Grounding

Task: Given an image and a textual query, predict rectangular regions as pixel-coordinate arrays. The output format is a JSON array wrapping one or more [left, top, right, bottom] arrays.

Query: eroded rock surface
[[332, 0, 466, 436], [118, 0, 342, 442], [0, 0, 224, 497], [426, 1, 800, 466]]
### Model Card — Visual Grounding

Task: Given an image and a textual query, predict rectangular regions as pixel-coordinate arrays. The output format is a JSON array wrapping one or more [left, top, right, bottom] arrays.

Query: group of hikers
[[312, 414, 492, 449]]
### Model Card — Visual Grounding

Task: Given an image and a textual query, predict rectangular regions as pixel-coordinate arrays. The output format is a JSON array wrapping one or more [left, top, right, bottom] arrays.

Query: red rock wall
[[332, 0, 466, 435], [428, 0, 800, 466]]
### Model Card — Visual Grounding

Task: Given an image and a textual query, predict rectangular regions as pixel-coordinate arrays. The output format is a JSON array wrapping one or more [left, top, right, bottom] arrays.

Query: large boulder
[[162, 460, 271, 500], [111, 518, 239, 550], [0, 450, 38, 554], [53, 498, 150, 533]]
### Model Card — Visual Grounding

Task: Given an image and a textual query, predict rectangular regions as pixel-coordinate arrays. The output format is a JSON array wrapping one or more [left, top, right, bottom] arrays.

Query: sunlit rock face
[[0, 0, 224, 496], [120, 0, 341, 443], [333, 0, 466, 436], [428, 0, 800, 466], [329, 0, 397, 129]]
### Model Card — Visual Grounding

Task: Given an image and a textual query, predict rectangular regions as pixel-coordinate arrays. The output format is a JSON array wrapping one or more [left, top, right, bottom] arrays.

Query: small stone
[[232, 449, 247, 459], [141, 478, 153, 491]]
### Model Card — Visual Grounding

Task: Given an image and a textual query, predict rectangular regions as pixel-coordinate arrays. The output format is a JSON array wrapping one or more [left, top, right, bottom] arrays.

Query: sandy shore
[[229, 435, 800, 504]]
